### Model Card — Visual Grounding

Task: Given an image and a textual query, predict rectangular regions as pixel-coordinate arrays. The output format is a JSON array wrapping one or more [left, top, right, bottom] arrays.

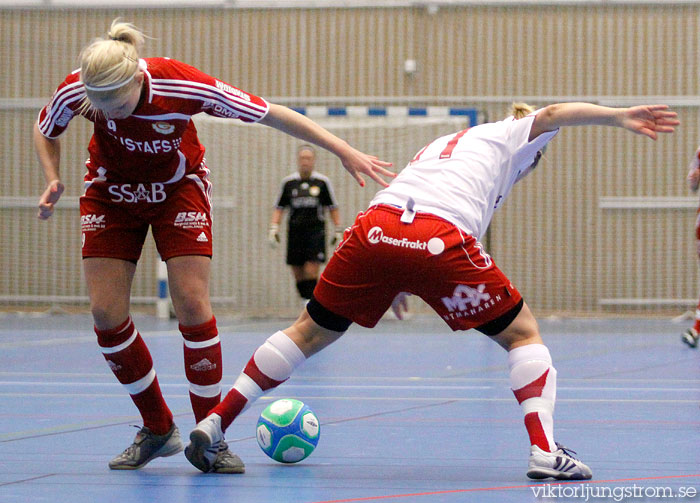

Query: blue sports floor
[[0, 313, 698, 503]]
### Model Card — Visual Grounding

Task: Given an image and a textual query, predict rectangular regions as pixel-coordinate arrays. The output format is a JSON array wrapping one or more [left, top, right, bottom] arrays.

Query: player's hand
[[390, 292, 411, 320], [619, 105, 679, 140], [330, 226, 344, 246], [340, 145, 394, 188], [688, 147, 700, 192], [268, 224, 280, 248], [37, 179, 65, 220]]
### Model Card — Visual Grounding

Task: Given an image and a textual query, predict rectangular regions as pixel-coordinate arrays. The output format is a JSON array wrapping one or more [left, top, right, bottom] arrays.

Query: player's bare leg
[[84, 257, 135, 330], [284, 307, 345, 357], [491, 303, 592, 480], [166, 255, 213, 326], [84, 258, 181, 469]]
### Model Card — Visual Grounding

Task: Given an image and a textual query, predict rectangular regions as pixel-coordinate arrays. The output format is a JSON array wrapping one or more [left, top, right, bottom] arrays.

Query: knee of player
[[90, 301, 129, 330], [172, 295, 211, 324], [286, 306, 349, 357], [490, 302, 542, 350]]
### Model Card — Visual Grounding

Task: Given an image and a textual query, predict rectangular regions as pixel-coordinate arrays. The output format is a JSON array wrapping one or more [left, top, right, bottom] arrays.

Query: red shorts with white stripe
[[80, 167, 212, 262], [314, 204, 523, 332]]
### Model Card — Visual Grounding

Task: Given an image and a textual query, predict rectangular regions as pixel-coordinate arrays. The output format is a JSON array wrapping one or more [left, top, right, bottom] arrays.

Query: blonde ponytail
[[510, 102, 535, 119], [106, 19, 146, 50]]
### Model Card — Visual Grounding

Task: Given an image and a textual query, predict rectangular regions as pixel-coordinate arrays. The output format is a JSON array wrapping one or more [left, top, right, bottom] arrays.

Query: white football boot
[[185, 414, 244, 473], [682, 327, 699, 348], [527, 443, 593, 480]]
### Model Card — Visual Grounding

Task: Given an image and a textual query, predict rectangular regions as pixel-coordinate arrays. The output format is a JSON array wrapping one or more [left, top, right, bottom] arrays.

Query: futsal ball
[[256, 399, 320, 463]]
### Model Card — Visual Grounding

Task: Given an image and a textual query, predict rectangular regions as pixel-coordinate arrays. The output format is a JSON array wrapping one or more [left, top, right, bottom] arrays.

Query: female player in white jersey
[[185, 101, 678, 479], [34, 19, 393, 473], [682, 147, 700, 348]]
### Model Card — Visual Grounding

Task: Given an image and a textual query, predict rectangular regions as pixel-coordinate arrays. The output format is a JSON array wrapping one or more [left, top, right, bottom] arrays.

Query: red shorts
[[80, 168, 212, 262], [314, 205, 522, 331]]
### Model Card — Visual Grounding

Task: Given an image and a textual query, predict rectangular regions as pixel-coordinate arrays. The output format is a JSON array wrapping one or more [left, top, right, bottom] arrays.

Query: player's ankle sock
[[96, 317, 173, 434], [508, 343, 557, 452], [693, 306, 700, 332], [296, 279, 317, 300], [211, 331, 306, 431], [180, 316, 222, 423]]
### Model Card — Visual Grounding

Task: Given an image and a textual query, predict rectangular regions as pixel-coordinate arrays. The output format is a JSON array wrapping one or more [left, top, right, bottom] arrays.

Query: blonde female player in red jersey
[[34, 19, 393, 473], [682, 147, 700, 348], [186, 101, 678, 479]]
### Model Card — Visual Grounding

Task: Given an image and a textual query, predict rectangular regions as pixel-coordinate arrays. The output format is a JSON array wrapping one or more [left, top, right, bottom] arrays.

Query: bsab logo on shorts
[[175, 211, 209, 229], [81, 214, 106, 231]]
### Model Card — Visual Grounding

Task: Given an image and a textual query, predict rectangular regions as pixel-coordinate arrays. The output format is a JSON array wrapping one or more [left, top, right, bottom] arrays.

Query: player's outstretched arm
[[529, 102, 679, 141], [33, 122, 65, 220], [260, 103, 394, 187]]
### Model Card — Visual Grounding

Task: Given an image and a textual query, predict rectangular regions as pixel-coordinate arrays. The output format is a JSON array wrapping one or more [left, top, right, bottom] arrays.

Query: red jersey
[[37, 58, 269, 184]]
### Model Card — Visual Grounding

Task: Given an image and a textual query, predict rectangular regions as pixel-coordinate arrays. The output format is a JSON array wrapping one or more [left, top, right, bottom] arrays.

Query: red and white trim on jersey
[[163, 151, 187, 184], [150, 79, 268, 122], [186, 163, 213, 208], [37, 78, 83, 139], [457, 227, 493, 269]]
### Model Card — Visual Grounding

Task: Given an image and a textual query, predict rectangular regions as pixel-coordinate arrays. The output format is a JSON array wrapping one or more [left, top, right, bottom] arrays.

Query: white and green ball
[[256, 399, 320, 463]]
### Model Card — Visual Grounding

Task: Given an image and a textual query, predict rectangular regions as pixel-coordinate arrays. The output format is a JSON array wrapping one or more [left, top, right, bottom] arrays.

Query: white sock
[[508, 344, 557, 452]]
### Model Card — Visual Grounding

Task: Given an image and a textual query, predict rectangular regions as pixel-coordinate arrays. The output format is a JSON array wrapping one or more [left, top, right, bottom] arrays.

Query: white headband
[[82, 73, 134, 92]]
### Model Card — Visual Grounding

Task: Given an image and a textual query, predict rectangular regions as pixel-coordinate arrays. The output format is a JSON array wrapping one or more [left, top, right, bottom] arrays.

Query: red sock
[[211, 331, 305, 431], [693, 301, 700, 332], [96, 317, 173, 434], [180, 316, 222, 423]]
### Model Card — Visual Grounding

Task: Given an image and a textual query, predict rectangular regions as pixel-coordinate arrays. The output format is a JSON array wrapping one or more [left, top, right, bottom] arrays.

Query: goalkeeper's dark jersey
[[274, 172, 338, 229]]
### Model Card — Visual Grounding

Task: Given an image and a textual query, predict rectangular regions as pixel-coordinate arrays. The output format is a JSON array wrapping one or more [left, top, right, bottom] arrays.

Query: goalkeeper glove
[[268, 223, 280, 248]]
